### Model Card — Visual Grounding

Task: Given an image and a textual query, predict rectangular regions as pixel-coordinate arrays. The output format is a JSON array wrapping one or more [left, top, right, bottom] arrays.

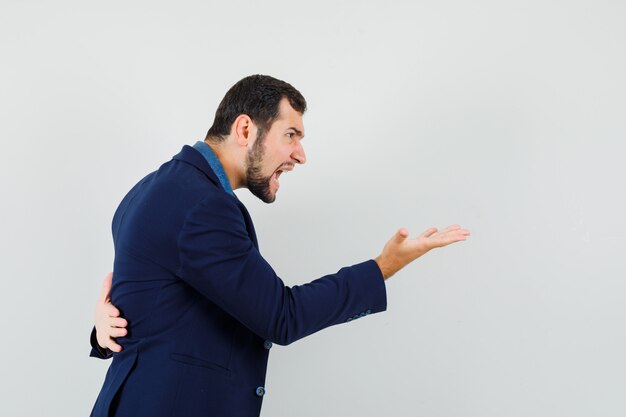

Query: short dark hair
[[206, 74, 307, 142]]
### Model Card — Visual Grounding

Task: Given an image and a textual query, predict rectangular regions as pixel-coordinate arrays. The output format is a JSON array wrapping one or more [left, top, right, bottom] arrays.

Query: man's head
[[207, 75, 306, 142], [206, 75, 307, 203]]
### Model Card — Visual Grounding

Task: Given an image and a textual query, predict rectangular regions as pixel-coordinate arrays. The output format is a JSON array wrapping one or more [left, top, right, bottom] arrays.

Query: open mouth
[[271, 169, 283, 189], [271, 165, 293, 190]]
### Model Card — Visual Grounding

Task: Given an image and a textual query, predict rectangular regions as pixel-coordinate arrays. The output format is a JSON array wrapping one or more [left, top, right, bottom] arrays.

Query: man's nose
[[292, 142, 306, 164]]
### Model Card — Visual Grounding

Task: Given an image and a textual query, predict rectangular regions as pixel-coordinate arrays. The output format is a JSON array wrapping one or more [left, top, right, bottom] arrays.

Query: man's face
[[246, 98, 306, 203]]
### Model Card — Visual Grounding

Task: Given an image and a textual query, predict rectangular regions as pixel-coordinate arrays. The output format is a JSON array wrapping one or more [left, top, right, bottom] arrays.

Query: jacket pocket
[[170, 352, 232, 377]]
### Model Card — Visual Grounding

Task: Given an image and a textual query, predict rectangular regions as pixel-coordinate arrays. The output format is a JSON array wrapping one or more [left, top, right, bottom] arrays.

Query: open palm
[[375, 224, 470, 279]]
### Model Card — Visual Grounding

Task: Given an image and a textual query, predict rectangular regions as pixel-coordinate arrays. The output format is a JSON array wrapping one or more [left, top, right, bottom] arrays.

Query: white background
[[1, 0, 625, 416]]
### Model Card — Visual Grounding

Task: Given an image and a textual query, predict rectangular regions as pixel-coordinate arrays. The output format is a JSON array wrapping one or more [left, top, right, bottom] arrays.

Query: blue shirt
[[193, 141, 234, 196]]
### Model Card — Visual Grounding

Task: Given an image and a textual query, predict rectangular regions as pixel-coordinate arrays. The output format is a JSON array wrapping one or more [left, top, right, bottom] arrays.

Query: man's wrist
[[374, 256, 393, 280]]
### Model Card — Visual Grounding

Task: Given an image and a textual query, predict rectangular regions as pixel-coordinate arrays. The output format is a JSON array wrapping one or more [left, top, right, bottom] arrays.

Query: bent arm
[[177, 195, 387, 346]]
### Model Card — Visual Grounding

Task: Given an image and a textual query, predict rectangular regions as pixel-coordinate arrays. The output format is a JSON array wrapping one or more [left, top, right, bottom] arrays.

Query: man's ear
[[231, 114, 256, 147]]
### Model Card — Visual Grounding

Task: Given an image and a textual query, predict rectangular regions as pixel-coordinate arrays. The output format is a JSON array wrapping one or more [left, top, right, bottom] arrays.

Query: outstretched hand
[[95, 272, 128, 352], [375, 225, 470, 279]]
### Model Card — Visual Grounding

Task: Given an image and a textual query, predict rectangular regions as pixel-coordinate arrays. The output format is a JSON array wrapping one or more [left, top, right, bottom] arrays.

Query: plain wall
[[1, 0, 624, 415]]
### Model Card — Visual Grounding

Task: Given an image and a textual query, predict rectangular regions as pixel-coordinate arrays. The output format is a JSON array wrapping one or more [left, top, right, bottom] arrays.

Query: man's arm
[[175, 194, 470, 346], [90, 223, 470, 350], [176, 195, 388, 346], [89, 272, 128, 358]]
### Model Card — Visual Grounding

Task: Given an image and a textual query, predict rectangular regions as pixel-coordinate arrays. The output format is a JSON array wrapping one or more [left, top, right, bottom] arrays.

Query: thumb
[[393, 228, 410, 244], [98, 272, 113, 303]]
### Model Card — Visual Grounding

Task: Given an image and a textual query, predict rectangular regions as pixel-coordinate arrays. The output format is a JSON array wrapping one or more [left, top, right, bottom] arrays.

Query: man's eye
[[287, 133, 294, 139]]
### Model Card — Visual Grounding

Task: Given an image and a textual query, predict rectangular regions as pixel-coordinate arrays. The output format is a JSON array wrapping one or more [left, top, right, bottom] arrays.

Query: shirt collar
[[193, 141, 235, 196]]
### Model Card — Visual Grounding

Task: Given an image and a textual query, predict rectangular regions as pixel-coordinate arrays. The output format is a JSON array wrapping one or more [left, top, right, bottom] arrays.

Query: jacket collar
[[192, 141, 234, 195], [172, 145, 259, 249], [173, 145, 222, 188]]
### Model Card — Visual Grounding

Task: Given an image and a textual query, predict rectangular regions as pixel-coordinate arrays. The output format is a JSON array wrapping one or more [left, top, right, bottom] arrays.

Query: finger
[[393, 228, 410, 243], [445, 228, 470, 237], [105, 303, 121, 318], [419, 227, 438, 238], [98, 272, 113, 303], [110, 317, 128, 328], [445, 233, 469, 244], [441, 226, 470, 236], [106, 339, 123, 352], [442, 224, 461, 232], [109, 327, 128, 338], [429, 231, 467, 247]]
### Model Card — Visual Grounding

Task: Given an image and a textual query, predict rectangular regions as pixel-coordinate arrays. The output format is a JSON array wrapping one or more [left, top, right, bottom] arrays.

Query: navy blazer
[[90, 145, 387, 417]]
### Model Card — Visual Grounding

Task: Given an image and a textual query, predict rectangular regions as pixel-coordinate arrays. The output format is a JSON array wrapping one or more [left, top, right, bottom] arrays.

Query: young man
[[90, 75, 470, 417]]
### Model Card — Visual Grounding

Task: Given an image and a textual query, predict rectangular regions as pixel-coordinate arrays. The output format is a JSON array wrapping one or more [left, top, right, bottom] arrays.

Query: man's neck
[[204, 139, 244, 190]]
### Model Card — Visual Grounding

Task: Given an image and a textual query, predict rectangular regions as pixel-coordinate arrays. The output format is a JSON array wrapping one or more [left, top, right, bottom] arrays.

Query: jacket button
[[256, 386, 266, 397], [264, 340, 273, 350]]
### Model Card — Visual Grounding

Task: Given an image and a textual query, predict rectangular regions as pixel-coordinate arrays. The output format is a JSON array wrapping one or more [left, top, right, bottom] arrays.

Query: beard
[[246, 130, 276, 204]]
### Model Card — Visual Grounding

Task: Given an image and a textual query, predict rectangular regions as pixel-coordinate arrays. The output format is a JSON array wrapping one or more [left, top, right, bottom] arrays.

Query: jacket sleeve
[[176, 194, 387, 346], [89, 326, 113, 359]]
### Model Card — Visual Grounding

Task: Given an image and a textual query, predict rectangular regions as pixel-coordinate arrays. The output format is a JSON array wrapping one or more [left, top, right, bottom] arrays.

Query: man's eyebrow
[[287, 127, 304, 137]]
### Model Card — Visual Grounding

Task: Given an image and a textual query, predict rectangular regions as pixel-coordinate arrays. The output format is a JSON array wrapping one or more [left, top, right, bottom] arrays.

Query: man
[[90, 75, 470, 417]]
